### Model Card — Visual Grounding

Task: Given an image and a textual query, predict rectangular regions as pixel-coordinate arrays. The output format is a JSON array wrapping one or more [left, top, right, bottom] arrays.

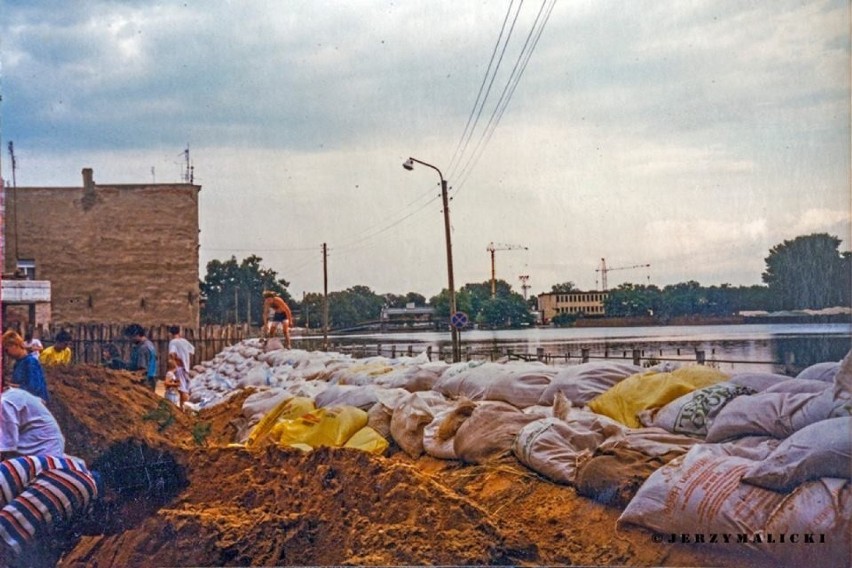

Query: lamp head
[[402, 158, 414, 171]]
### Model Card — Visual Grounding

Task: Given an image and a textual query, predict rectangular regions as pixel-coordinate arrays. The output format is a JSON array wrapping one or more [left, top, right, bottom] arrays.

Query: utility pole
[[7, 142, 17, 262], [322, 243, 329, 351]]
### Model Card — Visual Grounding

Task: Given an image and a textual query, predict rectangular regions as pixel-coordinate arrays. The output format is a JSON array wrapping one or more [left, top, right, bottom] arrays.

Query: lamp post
[[403, 157, 461, 362]]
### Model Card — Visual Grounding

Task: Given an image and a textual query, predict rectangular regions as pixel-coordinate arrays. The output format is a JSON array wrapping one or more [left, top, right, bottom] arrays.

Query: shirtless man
[[262, 291, 293, 348]]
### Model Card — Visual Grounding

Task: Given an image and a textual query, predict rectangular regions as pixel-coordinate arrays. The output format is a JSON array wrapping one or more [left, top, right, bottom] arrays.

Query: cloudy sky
[[1, 0, 849, 299]]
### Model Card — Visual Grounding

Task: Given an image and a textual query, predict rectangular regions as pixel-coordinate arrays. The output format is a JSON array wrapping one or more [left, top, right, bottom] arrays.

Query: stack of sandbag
[[537, 361, 644, 406], [638, 372, 789, 437], [433, 361, 557, 408], [704, 358, 851, 443], [619, 429, 851, 567], [513, 406, 698, 503], [587, 365, 729, 427]]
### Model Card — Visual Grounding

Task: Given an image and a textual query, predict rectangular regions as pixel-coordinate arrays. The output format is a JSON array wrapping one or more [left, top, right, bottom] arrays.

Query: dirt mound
[[27, 365, 742, 567]]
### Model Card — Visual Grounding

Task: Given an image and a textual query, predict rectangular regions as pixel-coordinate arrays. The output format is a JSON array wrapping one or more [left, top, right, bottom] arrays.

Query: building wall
[[3, 169, 201, 328], [538, 291, 609, 322]]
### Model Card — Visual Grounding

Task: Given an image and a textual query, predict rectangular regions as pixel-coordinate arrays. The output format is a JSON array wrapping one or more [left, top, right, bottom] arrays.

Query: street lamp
[[402, 156, 461, 362]]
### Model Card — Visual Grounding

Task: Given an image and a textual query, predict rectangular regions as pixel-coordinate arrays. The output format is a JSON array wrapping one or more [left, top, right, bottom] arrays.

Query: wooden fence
[[12, 323, 251, 375]]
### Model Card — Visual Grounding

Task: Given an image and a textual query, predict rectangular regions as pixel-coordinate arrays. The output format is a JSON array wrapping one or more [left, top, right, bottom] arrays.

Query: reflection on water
[[314, 323, 851, 375]]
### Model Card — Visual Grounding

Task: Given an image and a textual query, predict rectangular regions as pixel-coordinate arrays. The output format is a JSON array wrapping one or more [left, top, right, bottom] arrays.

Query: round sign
[[450, 311, 469, 329]]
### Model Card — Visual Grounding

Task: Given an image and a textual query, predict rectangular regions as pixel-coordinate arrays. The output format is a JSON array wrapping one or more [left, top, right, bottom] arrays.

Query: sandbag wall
[[188, 339, 851, 566]]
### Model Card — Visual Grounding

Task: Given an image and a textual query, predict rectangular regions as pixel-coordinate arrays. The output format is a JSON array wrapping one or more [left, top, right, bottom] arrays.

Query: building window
[[16, 259, 35, 280]]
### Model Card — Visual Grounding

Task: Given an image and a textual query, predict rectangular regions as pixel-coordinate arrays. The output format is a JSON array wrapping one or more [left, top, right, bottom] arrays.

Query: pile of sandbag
[[618, 353, 852, 567]]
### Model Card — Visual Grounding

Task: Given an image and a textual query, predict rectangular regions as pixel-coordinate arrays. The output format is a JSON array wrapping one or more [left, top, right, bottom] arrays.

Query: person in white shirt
[[167, 325, 195, 370], [0, 386, 65, 458]]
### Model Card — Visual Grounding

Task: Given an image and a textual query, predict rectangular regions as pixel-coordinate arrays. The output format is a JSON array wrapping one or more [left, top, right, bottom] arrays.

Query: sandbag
[[513, 411, 626, 485], [343, 426, 389, 455], [481, 366, 557, 408], [619, 445, 852, 567], [705, 385, 840, 442], [538, 362, 643, 405], [643, 381, 756, 436], [389, 392, 444, 458], [433, 362, 517, 400], [796, 361, 840, 383], [453, 402, 540, 464], [587, 366, 728, 428], [246, 396, 316, 447], [742, 416, 852, 492], [314, 384, 383, 410], [422, 400, 477, 460], [276, 406, 368, 448], [728, 371, 791, 392], [764, 378, 831, 394]]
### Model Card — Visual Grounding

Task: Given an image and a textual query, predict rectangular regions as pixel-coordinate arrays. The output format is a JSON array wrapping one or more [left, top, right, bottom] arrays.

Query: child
[[163, 358, 181, 407], [168, 352, 192, 409]]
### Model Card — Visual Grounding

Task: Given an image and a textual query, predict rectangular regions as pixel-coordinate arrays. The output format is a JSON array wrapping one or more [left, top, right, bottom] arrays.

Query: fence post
[[632, 349, 641, 366], [581, 348, 590, 363], [536, 347, 544, 362], [695, 349, 706, 365], [391, 345, 396, 358], [426, 346, 432, 361], [407, 345, 413, 357]]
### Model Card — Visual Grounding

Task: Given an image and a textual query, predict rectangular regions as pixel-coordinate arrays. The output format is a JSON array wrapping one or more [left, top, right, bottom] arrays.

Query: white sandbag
[[422, 400, 477, 460], [762, 478, 852, 567], [453, 401, 541, 464], [314, 384, 382, 410], [618, 446, 782, 541], [538, 362, 643, 405], [796, 361, 841, 383], [644, 381, 756, 436], [728, 371, 791, 392], [374, 367, 442, 392], [513, 412, 626, 485], [241, 388, 291, 420], [236, 363, 273, 388], [705, 387, 832, 442], [764, 378, 831, 394], [742, 416, 852, 491], [366, 388, 415, 439], [482, 366, 557, 408], [433, 362, 516, 400], [705, 436, 781, 461], [389, 392, 444, 458], [619, 444, 852, 568]]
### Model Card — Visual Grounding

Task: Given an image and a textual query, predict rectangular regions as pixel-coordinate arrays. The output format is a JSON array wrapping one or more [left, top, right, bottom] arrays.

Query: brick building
[[3, 168, 201, 328], [537, 290, 609, 323]]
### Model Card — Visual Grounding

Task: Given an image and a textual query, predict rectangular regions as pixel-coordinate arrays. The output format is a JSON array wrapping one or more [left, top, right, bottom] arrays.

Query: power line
[[447, 0, 520, 177], [454, 0, 557, 194]]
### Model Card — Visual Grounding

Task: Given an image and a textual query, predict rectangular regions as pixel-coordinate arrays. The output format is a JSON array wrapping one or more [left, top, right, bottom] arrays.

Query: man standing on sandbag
[[262, 290, 293, 349]]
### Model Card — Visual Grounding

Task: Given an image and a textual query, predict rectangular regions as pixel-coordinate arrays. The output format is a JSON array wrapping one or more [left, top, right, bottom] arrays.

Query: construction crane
[[595, 258, 651, 291], [487, 242, 528, 297]]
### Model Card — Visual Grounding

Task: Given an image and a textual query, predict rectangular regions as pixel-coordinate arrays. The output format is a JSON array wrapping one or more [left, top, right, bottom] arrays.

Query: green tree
[[550, 281, 579, 293], [201, 255, 291, 324], [604, 283, 661, 317], [327, 286, 385, 329], [762, 234, 851, 310], [477, 294, 535, 327]]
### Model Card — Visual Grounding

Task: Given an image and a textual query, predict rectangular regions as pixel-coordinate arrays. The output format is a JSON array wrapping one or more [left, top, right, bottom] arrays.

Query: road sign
[[450, 311, 469, 329]]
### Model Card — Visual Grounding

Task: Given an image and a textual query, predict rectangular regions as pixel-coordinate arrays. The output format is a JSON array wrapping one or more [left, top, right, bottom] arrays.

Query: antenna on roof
[[182, 145, 194, 184]]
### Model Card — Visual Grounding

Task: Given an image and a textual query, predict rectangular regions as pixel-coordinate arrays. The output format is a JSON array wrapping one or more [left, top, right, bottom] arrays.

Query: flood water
[[310, 323, 851, 375]]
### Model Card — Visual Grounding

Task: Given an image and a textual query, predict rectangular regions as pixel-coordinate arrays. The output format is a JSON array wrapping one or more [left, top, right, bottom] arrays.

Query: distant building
[[537, 290, 608, 323], [380, 304, 435, 330], [2, 168, 201, 328]]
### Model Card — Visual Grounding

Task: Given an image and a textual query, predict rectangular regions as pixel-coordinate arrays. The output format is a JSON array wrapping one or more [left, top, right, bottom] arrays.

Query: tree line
[[200, 233, 851, 329]]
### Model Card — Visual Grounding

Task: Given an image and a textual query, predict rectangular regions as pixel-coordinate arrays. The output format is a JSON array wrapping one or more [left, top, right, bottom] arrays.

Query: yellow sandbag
[[587, 366, 728, 428], [349, 363, 394, 377], [246, 396, 316, 448], [277, 406, 369, 448], [344, 426, 389, 455]]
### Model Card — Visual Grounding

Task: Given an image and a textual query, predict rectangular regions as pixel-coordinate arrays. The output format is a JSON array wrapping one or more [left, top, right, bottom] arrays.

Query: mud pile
[[32, 364, 740, 567]]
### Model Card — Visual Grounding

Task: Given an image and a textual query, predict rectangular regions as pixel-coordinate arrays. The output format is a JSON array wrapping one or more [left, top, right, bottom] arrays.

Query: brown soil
[[19, 364, 753, 567]]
